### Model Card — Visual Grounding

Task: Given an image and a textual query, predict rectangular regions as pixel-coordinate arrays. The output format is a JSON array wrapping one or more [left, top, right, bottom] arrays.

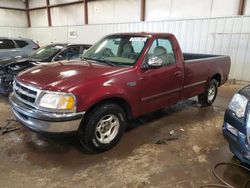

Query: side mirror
[[148, 57, 163, 68]]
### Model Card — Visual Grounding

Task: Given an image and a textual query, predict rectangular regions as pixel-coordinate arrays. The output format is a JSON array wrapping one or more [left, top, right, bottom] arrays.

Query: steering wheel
[[102, 48, 114, 57], [128, 53, 137, 59]]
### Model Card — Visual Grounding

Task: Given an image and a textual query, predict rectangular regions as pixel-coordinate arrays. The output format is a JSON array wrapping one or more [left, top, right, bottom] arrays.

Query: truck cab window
[[55, 46, 80, 61], [83, 36, 148, 66], [146, 38, 176, 66], [106, 39, 120, 55]]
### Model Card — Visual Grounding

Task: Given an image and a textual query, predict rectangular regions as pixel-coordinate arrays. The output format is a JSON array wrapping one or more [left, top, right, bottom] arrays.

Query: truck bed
[[181, 53, 231, 100], [183, 53, 223, 62]]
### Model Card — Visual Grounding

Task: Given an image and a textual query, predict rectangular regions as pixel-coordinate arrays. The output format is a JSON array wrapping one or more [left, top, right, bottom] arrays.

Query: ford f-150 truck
[[9, 33, 231, 152]]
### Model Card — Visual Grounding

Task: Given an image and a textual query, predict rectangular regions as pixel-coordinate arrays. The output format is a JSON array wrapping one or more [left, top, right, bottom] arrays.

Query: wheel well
[[86, 97, 132, 120], [212, 74, 221, 86]]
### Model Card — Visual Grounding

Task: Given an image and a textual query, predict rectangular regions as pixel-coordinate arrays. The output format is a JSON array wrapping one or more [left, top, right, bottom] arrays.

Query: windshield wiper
[[97, 58, 116, 67], [82, 57, 116, 67]]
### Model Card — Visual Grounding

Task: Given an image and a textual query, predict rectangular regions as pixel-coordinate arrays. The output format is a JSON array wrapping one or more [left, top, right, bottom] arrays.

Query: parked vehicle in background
[[9, 32, 231, 153], [223, 85, 250, 165], [0, 37, 39, 60], [0, 43, 91, 95]]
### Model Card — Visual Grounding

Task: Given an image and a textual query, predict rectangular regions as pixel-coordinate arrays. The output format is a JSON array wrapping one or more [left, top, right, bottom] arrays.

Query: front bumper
[[9, 92, 85, 134], [223, 123, 250, 165]]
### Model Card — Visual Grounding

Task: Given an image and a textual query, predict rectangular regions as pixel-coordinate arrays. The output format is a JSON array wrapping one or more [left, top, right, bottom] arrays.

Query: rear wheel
[[78, 103, 126, 153], [198, 79, 218, 107]]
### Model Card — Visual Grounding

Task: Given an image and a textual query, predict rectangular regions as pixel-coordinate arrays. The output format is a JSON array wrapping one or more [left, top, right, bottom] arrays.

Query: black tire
[[198, 79, 218, 107], [78, 103, 126, 153]]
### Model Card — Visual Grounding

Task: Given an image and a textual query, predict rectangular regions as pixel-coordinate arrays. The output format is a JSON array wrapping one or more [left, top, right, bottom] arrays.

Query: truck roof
[[106, 32, 174, 37]]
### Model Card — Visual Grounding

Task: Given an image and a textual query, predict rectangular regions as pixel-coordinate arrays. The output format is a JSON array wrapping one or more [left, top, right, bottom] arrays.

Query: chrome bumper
[[9, 92, 85, 133]]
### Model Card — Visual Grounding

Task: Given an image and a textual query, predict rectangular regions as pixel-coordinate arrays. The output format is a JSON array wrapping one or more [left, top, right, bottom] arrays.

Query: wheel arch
[[211, 73, 221, 86], [85, 97, 133, 121]]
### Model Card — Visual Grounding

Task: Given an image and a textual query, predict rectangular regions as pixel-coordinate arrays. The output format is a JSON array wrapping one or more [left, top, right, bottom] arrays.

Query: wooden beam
[[84, 0, 88, 24], [141, 0, 145, 21], [238, 0, 245, 15], [25, 0, 31, 27], [46, 0, 52, 26]]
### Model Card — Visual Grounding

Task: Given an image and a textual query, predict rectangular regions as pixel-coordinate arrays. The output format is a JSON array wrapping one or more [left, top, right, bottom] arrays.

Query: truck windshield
[[83, 35, 148, 66], [30, 45, 64, 61]]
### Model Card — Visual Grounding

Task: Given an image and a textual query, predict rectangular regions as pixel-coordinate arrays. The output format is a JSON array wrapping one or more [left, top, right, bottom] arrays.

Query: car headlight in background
[[228, 93, 248, 118], [247, 112, 250, 144], [38, 92, 75, 111]]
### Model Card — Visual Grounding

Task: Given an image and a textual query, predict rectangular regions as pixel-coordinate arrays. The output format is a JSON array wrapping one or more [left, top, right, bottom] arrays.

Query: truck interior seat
[[121, 43, 134, 58], [154, 46, 175, 65]]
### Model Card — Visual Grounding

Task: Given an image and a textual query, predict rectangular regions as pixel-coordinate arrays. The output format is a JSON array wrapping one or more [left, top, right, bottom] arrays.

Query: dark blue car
[[223, 85, 250, 164]]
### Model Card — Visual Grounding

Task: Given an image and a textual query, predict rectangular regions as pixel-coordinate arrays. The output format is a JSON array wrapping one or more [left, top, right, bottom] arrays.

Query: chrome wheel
[[95, 114, 120, 144], [207, 84, 216, 102]]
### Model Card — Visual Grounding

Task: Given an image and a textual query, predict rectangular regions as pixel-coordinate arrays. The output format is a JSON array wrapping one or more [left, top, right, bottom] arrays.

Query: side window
[[55, 46, 80, 61], [0, 39, 15, 49], [15, 40, 28, 48], [131, 41, 145, 53], [146, 40, 157, 58], [158, 39, 175, 58], [146, 38, 176, 66], [67, 46, 80, 60]]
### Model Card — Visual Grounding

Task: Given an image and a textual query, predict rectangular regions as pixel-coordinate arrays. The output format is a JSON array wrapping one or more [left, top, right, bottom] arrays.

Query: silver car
[[0, 37, 39, 60]]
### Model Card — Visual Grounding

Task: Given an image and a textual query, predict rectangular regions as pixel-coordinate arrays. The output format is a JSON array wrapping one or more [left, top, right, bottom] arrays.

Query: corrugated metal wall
[[28, 16, 250, 81], [0, 26, 27, 38]]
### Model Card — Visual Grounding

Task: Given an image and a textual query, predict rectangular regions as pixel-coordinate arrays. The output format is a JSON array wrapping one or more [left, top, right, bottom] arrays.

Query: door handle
[[174, 71, 182, 77]]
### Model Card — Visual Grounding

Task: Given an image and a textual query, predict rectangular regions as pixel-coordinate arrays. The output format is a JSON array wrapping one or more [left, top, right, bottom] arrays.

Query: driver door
[[138, 38, 183, 114]]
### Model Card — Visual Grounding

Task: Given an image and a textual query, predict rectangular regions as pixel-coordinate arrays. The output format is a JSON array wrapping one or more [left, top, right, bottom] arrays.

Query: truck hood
[[17, 61, 129, 91]]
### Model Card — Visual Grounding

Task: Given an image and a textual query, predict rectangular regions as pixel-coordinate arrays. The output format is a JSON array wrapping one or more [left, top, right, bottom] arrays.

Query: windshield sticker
[[129, 37, 147, 42]]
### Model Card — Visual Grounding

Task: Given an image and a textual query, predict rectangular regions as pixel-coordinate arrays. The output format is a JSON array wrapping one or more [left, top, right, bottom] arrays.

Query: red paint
[[16, 33, 231, 119]]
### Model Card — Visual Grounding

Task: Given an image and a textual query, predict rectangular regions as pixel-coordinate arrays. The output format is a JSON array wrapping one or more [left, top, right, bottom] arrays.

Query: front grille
[[13, 80, 38, 104]]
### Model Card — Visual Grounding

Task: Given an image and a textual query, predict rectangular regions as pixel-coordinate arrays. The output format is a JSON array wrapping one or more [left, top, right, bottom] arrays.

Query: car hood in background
[[0, 57, 25, 67], [239, 85, 250, 100]]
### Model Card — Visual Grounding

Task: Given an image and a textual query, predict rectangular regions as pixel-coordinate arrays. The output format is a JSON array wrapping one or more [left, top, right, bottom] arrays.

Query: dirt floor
[[0, 82, 250, 188]]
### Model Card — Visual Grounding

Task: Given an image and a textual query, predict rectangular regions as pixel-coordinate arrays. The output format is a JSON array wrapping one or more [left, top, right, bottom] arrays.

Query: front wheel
[[78, 103, 126, 153], [198, 79, 218, 107]]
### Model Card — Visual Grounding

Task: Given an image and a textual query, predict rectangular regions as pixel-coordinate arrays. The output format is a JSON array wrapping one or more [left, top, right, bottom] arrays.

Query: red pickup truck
[[9, 33, 231, 152]]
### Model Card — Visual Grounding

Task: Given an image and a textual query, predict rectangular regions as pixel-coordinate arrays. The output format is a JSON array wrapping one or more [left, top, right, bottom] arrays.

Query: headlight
[[38, 92, 75, 111], [228, 93, 248, 118], [247, 111, 250, 144]]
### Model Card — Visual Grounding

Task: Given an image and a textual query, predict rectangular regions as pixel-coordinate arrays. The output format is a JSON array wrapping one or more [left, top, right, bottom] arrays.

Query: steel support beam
[[46, 0, 52, 26], [0, 7, 25, 11], [84, 0, 88, 24], [29, 0, 84, 11], [141, 0, 145, 21], [25, 0, 31, 27], [238, 0, 245, 15]]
